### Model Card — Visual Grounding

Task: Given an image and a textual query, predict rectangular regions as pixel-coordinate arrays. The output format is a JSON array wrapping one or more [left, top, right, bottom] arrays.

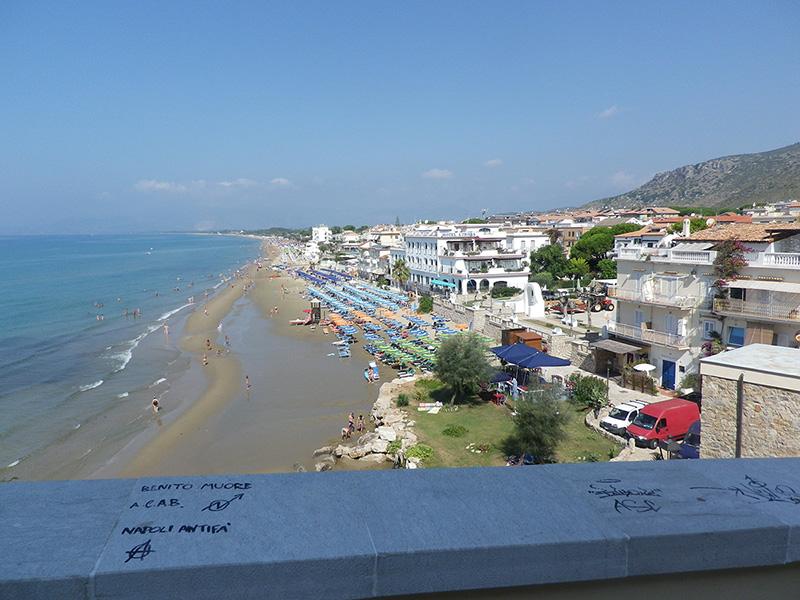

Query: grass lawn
[[402, 378, 622, 468]]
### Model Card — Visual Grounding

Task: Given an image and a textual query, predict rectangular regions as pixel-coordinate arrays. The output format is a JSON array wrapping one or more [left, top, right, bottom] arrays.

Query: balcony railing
[[607, 287, 698, 309], [608, 321, 690, 349], [749, 252, 800, 268], [713, 298, 800, 323]]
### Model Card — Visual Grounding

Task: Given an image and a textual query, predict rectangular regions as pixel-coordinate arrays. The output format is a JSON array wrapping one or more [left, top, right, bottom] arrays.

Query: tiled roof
[[688, 223, 800, 242]]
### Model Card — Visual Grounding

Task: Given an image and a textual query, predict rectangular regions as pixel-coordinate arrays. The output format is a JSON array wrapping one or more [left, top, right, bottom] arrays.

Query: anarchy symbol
[[125, 539, 155, 563]]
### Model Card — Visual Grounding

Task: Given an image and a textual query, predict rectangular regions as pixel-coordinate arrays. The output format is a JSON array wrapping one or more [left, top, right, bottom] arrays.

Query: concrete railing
[[609, 321, 690, 349], [4, 460, 800, 599], [714, 298, 800, 323], [753, 252, 800, 268], [608, 287, 698, 309]]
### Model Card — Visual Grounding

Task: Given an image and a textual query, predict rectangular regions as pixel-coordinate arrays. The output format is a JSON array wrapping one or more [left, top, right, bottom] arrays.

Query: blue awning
[[430, 279, 457, 288], [491, 344, 570, 368]]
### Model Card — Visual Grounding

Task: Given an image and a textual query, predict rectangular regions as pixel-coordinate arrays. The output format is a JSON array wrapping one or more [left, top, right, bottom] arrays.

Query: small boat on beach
[[289, 318, 306, 325]]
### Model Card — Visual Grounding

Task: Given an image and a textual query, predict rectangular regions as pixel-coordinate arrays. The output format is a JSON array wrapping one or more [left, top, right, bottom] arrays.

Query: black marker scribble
[[691, 475, 800, 505], [587, 479, 662, 499], [201, 492, 245, 512], [614, 498, 661, 514], [125, 539, 155, 563]]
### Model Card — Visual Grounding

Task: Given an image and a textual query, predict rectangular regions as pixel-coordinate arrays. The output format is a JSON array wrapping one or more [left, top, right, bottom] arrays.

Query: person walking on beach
[[348, 412, 355, 433], [224, 335, 231, 352], [245, 375, 251, 391], [357, 415, 365, 432], [151, 397, 160, 414], [203, 353, 208, 366]]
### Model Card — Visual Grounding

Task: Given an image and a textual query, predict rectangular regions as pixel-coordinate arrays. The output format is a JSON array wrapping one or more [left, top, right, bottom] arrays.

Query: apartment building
[[311, 225, 332, 244], [389, 223, 531, 294], [608, 223, 800, 390]]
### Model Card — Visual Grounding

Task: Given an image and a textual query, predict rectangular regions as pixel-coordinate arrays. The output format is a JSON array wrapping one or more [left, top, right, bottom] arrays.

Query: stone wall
[[702, 374, 800, 458], [570, 339, 596, 372]]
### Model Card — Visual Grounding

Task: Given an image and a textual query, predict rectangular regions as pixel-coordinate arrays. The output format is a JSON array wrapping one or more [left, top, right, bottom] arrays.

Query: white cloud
[[611, 170, 636, 189], [421, 168, 453, 180], [270, 177, 292, 187], [597, 105, 619, 119], [134, 179, 188, 193], [484, 159, 503, 168], [218, 178, 257, 188]]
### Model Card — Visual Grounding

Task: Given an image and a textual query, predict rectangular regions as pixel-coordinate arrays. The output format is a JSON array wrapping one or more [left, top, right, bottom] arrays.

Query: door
[[662, 360, 676, 390]]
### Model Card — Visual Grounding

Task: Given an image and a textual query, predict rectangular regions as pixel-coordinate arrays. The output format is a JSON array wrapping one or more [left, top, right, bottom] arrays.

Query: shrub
[[568, 373, 607, 413], [386, 440, 401, 454], [502, 385, 567, 462], [418, 294, 433, 313], [442, 424, 468, 437], [435, 332, 493, 404], [396, 393, 409, 407], [490, 286, 522, 299], [406, 444, 434, 462]]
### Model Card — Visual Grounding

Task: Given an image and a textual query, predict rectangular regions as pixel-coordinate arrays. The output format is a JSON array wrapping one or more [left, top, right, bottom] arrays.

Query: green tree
[[343, 224, 356, 231], [569, 224, 639, 271], [546, 228, 562, 245], [330, 225, 343, 234], [418, 294, 433, 313], [567, 257, 590, 277], [597, 258, 617, 279], [529, 271, 555, 290], [668, 218, 708, 235], [392, 259, 410, 288], [568, 373, 607, 416], [462, 217, 488, 224], [530, 244, 569, 279], [504, 385, 567, 462], [435, 332, 492, 404]]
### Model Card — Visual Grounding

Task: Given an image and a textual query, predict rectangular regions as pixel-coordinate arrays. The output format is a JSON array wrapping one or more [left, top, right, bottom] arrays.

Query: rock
[[377, 426, 397, 442], [334, 445, 348, 458], [357, 432, 378, 446], [383, 411, 404, 425], [358, 453, 389, 464], [406, 420, 415, 427], [392, 422, 406, 434], [403, 432, 418, 445], [406, 461, 418, 469], [347, 445, 369, 459], [314, 461, 332, 472], [313, 446, 333, 457], [293, 463, 306, 473], [370, 439, 389, 454]]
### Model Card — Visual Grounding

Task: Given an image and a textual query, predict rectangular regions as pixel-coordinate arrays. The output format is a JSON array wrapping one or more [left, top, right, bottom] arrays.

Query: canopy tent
[[490, 371, 513, 383], [491, 343, 570, 368]]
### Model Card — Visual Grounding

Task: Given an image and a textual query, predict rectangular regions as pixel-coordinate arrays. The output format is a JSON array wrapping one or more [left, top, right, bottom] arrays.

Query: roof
[[597, 217, 636, 228], [615, 226, 665, 238], [701, 344, 800, 384], [726, 279, 800, 293], [688, 223, 800, 243], [591, 339, 643, 354]]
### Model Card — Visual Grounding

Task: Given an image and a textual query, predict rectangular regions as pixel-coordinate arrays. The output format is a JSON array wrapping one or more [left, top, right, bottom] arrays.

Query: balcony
[[748, 252, 800, 269], [608, 321, 690, 349], [713, 297, 800, 323], [650, 249, 716, 264], [607, 287, 698, 309]]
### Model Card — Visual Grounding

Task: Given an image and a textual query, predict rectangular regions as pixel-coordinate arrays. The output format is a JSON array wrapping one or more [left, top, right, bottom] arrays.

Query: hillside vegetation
[[585, 142, 800, 209]]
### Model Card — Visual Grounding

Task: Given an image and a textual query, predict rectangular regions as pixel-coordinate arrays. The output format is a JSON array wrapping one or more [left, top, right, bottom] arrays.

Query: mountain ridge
[[584, 142, 800, 209]]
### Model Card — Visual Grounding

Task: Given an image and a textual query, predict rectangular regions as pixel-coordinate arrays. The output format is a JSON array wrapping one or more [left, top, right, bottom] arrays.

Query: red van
[[626, 398, 700, 449]]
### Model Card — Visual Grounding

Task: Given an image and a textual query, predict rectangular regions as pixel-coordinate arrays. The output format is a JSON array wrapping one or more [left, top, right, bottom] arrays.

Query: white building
[[311, 225, 332, 244], [390, 223, 531, 295], [607, 222, 800, 390]]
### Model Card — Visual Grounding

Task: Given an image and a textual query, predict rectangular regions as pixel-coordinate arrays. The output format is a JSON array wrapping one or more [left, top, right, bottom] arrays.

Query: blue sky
[[1, 1, 799, 233]]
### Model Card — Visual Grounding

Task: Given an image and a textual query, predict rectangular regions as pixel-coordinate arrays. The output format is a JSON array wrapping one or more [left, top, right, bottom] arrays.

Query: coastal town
[[243, 199, 800, 471]]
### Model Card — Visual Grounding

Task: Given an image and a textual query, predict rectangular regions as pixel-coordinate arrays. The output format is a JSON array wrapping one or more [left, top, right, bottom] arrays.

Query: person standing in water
[[245, 375, 251, 391], [151, 397, 160, 414]]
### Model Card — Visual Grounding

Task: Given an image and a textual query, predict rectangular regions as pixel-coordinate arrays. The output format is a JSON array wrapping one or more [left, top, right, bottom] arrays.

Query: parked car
[[675, 419, 701, 459], [599, 400, 648, 436], [626, 398, 701, 449]]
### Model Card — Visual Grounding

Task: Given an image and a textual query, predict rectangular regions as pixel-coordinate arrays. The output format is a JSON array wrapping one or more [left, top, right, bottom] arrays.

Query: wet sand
[[112, 247, 385, 477]]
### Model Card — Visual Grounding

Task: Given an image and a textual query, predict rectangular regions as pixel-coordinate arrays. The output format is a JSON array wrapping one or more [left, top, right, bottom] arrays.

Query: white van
[[600, 400, 648, 436]]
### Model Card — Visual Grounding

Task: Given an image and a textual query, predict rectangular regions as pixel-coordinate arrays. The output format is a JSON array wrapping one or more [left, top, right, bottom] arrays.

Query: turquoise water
[[0, 233, 261, 471]]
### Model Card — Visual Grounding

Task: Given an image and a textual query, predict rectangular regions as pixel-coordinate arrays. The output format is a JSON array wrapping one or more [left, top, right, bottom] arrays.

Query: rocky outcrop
[[312, 375, 421, 470]]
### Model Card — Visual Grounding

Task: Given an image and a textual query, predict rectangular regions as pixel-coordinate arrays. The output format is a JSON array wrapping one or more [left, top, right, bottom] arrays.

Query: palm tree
[[392, 258, 410, 289]]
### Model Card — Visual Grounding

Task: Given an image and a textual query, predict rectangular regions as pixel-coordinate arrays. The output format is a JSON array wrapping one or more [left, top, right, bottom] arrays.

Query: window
[[634, 309, 644, 328], [730, 287, 745, 301], [728, 326, 745, 347], [702, 320, 718, 340], [665, 314, 678, 335]]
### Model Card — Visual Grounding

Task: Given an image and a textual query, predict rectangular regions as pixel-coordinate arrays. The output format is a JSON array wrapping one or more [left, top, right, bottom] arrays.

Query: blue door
[[662, 360, 676, 390]]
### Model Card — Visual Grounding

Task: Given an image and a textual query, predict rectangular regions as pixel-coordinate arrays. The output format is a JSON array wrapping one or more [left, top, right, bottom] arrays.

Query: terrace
[[608, 321, 690, 349], [607, 286, 699, 309], [713, 297, 800, 324]]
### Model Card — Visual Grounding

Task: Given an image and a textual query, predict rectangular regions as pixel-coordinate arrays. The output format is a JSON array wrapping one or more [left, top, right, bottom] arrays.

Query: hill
[[585, 142, 800, 209]]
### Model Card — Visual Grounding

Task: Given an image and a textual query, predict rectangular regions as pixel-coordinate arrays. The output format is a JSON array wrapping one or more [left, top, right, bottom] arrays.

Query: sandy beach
[[111, 244, 385, 477]]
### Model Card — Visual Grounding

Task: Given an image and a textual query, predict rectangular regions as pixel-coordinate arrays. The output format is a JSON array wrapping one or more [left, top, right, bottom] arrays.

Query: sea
[[0, 233, 262, 476]]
